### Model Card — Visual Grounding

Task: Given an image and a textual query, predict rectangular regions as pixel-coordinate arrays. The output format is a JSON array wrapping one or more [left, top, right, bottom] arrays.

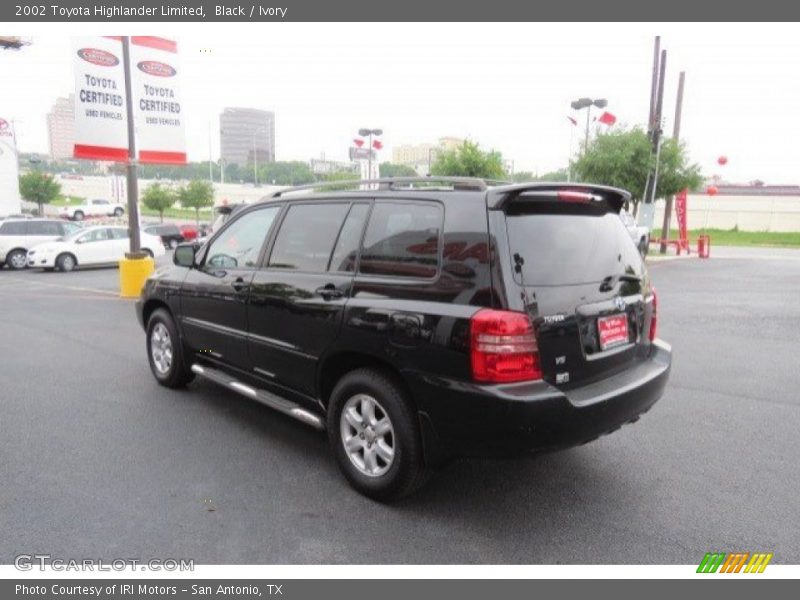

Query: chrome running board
[[190, 364, 325, 430]]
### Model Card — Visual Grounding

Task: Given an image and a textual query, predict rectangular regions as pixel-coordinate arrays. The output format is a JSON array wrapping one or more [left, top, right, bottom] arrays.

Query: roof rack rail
[[269, 176, 501, 198]]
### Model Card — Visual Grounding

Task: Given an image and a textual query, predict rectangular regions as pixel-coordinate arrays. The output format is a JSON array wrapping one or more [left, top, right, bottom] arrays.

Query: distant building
[[220, 108, 275, 167], [391, 137, 465, 175], [47, 95, 75, 161]]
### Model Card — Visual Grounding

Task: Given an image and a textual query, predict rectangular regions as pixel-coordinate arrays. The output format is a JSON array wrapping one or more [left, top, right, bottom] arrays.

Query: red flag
[[598, 111, 617, 126], [353, 138, 364, 147], [567, 116, 577, 126], [372, 140, 383, 150]]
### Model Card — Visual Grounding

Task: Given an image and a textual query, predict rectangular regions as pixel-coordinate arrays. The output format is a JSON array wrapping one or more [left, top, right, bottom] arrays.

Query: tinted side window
[[111, 228, 129, 240], [359, 202, 442, 279], [28, 221, 62, 236], [268, 203, 350, 272], [0, 221, 28, 235], [204, 206, 280, 270], [328, 204, 370, 273]]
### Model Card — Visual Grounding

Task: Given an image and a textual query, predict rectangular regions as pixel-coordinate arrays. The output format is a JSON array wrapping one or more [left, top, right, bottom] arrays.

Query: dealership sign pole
[[121, 36, 143, 255], [73, 36, 186, 256]]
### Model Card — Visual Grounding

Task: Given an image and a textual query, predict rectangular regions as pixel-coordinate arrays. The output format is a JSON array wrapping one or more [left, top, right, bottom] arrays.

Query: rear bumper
[[408, 340, 672, 460]]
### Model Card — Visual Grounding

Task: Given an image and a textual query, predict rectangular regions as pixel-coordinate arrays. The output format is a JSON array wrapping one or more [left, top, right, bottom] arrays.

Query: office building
[[47, 95, 75, 161], [220, 108, 275, 167]]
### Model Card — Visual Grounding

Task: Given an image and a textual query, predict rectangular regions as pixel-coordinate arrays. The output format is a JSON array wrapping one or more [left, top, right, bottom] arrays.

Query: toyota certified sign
[[136, 60, 176, 77], [77, 47, 119, 67]]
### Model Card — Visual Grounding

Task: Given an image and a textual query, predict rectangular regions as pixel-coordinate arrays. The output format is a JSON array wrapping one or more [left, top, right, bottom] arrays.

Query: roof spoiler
[[487, 182, 631, 213]]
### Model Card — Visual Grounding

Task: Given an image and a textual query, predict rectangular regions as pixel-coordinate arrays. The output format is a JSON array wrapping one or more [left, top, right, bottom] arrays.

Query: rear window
[[0, 221, 27, 235], [28, 221, 63, 236], [359, 202, 442, 279], [505, 203, 643, 286]]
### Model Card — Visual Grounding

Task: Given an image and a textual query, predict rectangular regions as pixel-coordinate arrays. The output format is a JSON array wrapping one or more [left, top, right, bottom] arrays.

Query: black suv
[[136, 178, 671, 500]]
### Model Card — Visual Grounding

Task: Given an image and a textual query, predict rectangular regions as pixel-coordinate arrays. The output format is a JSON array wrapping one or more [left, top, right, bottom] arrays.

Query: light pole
[[358, 128, 382, 180], [570, 97, 607, 154], [252, 127, 265, 186]]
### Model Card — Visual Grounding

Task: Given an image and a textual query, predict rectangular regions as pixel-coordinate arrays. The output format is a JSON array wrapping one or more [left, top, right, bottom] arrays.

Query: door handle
[[316, 284, 344, 300], [231, 277, 249, 292]]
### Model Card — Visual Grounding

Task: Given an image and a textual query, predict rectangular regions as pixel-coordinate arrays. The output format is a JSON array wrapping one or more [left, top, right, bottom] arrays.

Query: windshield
[[505, 206, 643, 286]]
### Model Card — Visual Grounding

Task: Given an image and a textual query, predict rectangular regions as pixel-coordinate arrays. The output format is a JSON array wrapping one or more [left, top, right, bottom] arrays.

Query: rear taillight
[[648, 287, 658, 342], [470, 309, 542, 383]]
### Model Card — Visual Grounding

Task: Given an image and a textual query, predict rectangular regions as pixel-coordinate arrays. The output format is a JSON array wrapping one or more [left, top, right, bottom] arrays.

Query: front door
[[180, 205, 281, 372], [247, 201, 370, 397]]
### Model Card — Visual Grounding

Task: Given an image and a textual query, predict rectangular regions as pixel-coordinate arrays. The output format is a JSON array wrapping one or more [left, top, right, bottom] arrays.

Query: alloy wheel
[[339, 393, 395, 477], [150, 322, 173, 375]]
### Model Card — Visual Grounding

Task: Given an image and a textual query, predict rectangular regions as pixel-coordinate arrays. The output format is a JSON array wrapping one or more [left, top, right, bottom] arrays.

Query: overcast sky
[[3, 22, 800, 183]]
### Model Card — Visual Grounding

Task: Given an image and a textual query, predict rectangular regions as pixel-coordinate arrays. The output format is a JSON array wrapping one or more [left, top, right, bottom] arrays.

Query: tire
[[146, 308, 194, 388], [6, 249, 27, 270], [56, 253, 77, 272], [73, 210, 84, 221], [113, 207, 124, 217], [142, 248, 154, 258], [169, 239, 179, 249], [327, 368, 429, 501], [639, 237, 649, 257]]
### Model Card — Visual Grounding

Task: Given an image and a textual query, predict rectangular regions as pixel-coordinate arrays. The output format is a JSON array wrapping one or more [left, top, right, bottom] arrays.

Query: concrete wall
[[652, 194, 800, 232]]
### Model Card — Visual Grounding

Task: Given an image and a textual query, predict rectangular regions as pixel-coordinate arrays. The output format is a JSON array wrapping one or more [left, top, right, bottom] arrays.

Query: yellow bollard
[[119, 256, 155, 298]]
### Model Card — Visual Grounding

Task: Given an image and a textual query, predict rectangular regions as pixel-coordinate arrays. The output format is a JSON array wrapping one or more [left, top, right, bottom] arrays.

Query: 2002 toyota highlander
[[136, 178, 671, 500]]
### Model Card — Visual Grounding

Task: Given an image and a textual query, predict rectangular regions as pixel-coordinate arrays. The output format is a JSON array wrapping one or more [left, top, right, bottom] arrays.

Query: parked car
[[58, 198, 125, 221], [0, 218, 82, 270], [620, 209, 650, 256], [136, 178, 671, 500], [27, 225, 164, 271], [144, 224, 185, 249]]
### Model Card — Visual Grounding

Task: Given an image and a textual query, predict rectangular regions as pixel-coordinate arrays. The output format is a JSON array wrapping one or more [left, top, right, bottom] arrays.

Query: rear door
[[247, 201, 369, 397], [496, 189, 651, 387]]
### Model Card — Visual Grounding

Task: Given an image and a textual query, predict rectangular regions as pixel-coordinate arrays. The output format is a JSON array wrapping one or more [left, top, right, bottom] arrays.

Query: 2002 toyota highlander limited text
[[136, 178, 671, 500]]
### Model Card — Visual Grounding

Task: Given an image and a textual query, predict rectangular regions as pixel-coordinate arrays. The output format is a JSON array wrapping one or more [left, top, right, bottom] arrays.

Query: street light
[[358, 128, 382, 180], [570, 97, 607, 153]]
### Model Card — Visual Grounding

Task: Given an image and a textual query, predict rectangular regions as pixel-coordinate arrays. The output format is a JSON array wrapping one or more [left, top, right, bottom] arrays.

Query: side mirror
[[173, 243, 196, 268]]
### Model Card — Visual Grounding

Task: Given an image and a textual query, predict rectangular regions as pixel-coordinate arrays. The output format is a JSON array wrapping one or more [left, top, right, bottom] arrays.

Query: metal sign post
[[121, 36, 143, 257]]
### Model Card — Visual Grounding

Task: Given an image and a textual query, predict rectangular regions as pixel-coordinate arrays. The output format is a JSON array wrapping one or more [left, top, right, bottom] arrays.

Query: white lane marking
[[0, 275, 121, 297]]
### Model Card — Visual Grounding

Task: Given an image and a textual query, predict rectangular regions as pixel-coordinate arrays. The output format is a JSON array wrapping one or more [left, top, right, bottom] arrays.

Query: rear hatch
[[494, 185, 654, 388]]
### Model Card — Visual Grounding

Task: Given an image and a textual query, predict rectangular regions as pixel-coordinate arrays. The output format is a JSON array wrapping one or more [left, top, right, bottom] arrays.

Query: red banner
[[675, 188, 688, 250]]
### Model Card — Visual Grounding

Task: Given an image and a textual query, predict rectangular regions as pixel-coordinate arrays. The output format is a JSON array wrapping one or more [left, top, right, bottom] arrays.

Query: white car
[[0, 218, 83, 270], [620, 209, 650, 256], [26, 225, 165, 272], [59, 198, 126, 221]]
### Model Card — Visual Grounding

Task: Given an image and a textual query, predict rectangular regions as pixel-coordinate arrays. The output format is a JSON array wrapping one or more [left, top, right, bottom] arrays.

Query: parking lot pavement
[[1, 251, 799, 564]]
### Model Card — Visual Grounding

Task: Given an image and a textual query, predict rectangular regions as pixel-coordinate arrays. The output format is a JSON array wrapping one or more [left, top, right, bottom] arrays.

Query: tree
[[318, 170, 359, 192], [379, 162, 417, 178], [141, 183, 176, 223], [511, 168, 569, 183], [430, 140, 507, 180], [178, 180, 215, 224], [572, 127, 702, 209], [258, 161, 316, 185], [19, 171, 61, 216]]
